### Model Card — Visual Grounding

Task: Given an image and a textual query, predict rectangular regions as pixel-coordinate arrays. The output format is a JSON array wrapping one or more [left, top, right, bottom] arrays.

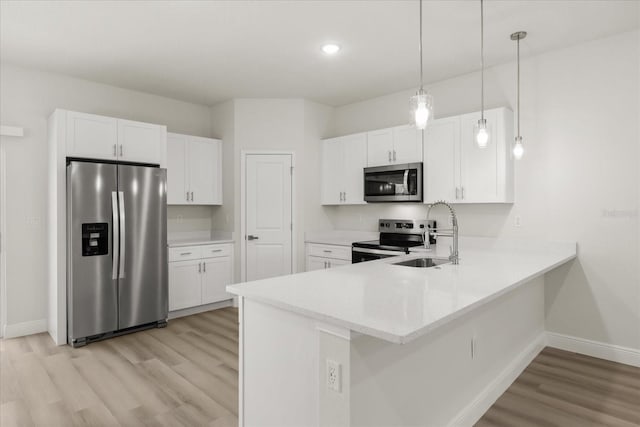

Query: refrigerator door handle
[[111, 191, 119, 280], [118, 191, 126, 279]]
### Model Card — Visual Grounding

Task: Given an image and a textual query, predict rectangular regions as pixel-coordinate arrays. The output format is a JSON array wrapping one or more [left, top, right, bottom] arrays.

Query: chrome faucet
[[424, 200, 459, 265]]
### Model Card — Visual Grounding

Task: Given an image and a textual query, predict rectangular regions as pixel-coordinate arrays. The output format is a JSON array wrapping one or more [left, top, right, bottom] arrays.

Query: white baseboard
[[168, 299, 234, 320], [546, 332, 640, 368], [3, 318, 48, 339], [450, 332, 546, 427]]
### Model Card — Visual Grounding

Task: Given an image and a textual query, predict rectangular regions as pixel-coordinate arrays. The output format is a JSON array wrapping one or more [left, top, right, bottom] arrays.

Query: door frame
[[240, 150, 296, 283], [0, 139, 6, 337]]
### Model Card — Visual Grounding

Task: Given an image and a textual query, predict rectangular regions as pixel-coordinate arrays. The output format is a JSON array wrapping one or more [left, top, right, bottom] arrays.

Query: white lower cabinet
[[305, 243, 351, 271], [168, 243, 233, 312]]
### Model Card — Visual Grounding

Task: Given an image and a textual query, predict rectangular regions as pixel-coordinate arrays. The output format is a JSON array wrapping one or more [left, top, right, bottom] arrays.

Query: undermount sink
[[393, 257, 450, 268]]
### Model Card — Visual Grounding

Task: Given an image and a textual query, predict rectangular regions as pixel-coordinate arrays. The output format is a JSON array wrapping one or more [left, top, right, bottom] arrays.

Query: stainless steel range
[[352, 219, 436, 263]]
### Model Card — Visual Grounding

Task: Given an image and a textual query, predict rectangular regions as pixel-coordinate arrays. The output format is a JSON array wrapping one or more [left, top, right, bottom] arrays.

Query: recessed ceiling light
[[321, 44, 340, 55]]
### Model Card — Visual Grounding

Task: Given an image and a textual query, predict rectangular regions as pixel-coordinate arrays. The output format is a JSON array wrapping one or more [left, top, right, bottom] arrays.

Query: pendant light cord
[[419, 0, 423, 91], [517, 36, 520, 138], [480, 0, 484, 121]]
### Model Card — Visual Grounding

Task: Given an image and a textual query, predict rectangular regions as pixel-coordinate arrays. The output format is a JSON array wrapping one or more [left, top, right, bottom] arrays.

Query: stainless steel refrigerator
[[67, 160, 168, 347]]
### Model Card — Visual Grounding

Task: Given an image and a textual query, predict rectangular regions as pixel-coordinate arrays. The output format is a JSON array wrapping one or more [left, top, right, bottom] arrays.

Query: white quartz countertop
[[168, 239, 234, 247], [227, 239, 576, 344], [167, 230, 234, 247]]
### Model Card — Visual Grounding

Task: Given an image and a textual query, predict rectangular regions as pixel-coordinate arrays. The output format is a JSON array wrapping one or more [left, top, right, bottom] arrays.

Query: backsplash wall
[[167, 205, 218, 234]]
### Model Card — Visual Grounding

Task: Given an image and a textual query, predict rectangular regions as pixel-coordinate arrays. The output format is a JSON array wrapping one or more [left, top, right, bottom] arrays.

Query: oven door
[[352, 247, 405, 264], [364, 163, 423, 202]]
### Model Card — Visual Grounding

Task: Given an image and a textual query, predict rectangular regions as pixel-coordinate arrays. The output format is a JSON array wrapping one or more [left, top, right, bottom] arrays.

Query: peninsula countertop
[[227, 239, 577, 344]]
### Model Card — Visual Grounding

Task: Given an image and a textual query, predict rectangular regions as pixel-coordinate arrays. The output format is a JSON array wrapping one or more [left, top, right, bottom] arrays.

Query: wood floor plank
[[172, 361, 238, 415], [41, 353, 104, 412], [477, 347, 640, 427]]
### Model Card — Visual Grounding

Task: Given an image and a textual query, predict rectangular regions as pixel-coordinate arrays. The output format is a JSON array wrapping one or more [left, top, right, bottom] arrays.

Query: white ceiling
[[1, 0, 638, 107]]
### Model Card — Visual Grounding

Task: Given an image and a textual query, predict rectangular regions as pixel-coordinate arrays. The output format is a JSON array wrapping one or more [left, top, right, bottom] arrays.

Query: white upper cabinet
[[392, 125, 423, 164], [62, 110, 166, 166], [366, 129, 393, 166], [66, 111, 118, 160], [188, 136, 221, 205], [167, 134, 187, 205], [367, 125, 422, 166], [117, 119, 165, 165], [424, 116, 460, 203], [321, 133, 367, 205], [424, 107, 514, 204], [167, 132, 222, 205]]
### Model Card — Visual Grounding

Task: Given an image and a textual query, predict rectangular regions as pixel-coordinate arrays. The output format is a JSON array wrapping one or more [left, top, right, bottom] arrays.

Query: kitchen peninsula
[[227, 238, 577, 426]]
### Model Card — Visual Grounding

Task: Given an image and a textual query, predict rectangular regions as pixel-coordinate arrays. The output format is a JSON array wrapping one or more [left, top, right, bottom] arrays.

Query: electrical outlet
[[514, 216, 522, 227], [326, 359, 341, 393]]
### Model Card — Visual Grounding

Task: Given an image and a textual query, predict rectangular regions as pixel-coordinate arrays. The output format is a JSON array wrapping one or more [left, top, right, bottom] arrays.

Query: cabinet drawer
[[201, 244, 232, 259], [169, 246, 201, 262], [307, 244, 351, 261]]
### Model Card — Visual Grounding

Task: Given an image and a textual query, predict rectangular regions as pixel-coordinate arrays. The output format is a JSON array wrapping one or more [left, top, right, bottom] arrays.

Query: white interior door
[[245, 154, 292, 282]]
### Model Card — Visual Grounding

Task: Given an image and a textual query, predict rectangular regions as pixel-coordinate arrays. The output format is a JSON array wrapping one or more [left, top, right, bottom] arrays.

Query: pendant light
[[475, 0, 489, 148], [511, 31, 527, 159], [410, 0, 433, 129]]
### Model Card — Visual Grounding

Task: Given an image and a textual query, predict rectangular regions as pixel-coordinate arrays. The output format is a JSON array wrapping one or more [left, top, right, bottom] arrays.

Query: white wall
[[211, 99, 333, 280], [327, 30, 640, 351], [0, 63, 213, 330]]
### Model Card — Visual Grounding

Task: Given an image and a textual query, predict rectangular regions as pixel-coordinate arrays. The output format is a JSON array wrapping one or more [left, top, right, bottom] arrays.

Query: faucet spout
[[426, 201, 460, 265]]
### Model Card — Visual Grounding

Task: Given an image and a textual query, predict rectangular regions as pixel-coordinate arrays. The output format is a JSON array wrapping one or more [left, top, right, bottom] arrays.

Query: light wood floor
[[477, 347, 640, 427], [1, 307, 239, 427], [3, 311, 639, 427]]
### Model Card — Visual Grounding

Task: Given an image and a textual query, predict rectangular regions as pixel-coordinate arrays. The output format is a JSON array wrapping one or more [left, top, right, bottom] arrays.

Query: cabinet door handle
[[186, 191, 189, 202], [119, 145, 123, 156], [393, 150, 397, 161], [323, 261, 327, 268], [190, 191, 194, 201], [323, 250, 332, 253], [198, 262, 201, 273], [388, 151, 392, 162], [113, 144, 117, 157], [461, 187, 465, 199], [210, 249, 222, 253], [180, 252, 192, 256], [203, 262, 206, 273], [343, 192, 346, 202]]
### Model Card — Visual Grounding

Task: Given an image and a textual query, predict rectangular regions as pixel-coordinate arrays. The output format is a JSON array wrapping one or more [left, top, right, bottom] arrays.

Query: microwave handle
[[403, 169, 409, 194]]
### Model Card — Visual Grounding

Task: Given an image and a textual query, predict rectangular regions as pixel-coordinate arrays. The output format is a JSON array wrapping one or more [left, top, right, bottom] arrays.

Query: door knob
[[247, 235, 259, 241]]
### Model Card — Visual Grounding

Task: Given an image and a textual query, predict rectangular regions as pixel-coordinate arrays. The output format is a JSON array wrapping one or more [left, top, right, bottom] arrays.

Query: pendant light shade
[[411, 90, 433, 130], [410, 0, 433, 129], [475, 0, 489, 148], [511, 31, 527, 159]]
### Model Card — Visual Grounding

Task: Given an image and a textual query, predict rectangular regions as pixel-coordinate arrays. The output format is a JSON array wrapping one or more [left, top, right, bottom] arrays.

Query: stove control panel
[[378, 219, 435, 234]]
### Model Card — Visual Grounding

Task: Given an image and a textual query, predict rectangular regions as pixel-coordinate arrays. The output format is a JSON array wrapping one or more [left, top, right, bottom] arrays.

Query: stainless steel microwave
[[363, 162, 423, 203]]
